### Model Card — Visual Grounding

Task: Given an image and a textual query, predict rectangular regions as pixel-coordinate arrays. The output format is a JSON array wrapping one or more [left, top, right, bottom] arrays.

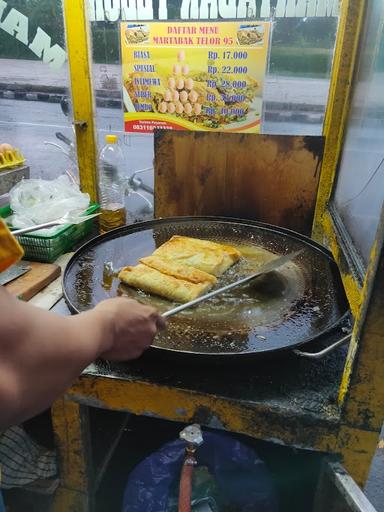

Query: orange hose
[[178, 462, 194, 512]]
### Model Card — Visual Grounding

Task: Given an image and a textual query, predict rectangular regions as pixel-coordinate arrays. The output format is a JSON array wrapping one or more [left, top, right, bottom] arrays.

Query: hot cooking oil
[[99, 206, 126, 233], [102, 261, 116, 290], [98, 134, 127, 233]]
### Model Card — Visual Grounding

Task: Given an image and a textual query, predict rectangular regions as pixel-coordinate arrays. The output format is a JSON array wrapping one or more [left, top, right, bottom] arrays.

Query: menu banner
[[120, 21, 270, 133]]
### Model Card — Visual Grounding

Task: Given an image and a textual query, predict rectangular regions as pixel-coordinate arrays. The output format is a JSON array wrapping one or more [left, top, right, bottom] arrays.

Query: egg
[[172, 90, 180, 102], [173, 64, 181, 75], [158, 102, 168, 114], [176, 78, 185, 90], [175, 102, 184, 114], [167, 102, 176, 114], [188, 90, 198, 103], [182, 64, 190, 75], [168, 77, 176, 89], [184, 103, 192, 115], [0, 143, 13, 153], [179, 91, 188, 103], [177, 51, 185, 62], [184, 78, 194, 90], [194, 103, 202, 115], [163, 89, 172, 102]]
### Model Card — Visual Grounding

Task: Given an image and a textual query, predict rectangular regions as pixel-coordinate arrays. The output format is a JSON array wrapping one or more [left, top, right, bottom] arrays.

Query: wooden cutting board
[[5, 261, 61, 301]]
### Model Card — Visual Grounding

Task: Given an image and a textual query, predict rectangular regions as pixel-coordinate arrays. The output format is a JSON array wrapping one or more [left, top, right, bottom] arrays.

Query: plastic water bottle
[[98, 134, 127, 233]]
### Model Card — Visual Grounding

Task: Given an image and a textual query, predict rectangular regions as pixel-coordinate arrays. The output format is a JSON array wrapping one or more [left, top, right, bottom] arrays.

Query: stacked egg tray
[[0, 148, 25, 170]]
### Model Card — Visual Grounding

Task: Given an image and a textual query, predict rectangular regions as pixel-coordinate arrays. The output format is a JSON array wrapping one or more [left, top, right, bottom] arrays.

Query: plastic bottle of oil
[[98, 134, 127, 233]]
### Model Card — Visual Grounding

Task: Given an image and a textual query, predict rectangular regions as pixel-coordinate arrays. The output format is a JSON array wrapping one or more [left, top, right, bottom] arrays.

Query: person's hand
[[91, 297, 166, 361]]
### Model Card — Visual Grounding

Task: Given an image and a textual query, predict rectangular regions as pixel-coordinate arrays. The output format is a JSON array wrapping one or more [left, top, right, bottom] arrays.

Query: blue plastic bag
[[122, 431, 279, 512]]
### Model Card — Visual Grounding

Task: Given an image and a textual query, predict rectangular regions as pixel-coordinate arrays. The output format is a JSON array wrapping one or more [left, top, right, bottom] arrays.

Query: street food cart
[[0, 0, 383, 510]]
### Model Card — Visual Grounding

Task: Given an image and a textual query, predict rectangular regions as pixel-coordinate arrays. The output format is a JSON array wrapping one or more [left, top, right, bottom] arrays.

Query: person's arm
[[0, 286, 165, 429]]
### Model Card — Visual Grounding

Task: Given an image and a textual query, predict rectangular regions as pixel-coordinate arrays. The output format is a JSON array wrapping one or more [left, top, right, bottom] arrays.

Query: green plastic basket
[[1, 203, 99, 263]]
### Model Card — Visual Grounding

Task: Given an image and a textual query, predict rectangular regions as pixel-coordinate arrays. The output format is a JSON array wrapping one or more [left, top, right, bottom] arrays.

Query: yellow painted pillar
[[312, 0, 366, 243], [51, 398, 93, 512], [63, 0, 98, 202]]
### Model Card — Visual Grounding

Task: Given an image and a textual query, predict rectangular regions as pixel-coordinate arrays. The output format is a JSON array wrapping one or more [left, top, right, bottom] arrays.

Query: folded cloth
[[0, 426, 57, 490]]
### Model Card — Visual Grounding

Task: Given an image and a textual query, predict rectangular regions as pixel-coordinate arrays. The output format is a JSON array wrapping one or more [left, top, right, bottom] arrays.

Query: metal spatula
[[162, 250, 302, 318], [11, 212, 100, 236]]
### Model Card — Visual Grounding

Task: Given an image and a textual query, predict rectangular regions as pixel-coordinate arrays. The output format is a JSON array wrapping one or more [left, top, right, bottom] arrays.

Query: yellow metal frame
[[51, 399, 92, 511], [64, 0, 98, 203], [311, 0, 384, 415], [312, 0, 366, 315], [310, 0, 384, 486], [336, 222, 384, 485]]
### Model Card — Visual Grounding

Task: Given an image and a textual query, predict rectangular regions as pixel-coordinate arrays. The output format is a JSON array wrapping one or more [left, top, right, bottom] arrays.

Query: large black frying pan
[[63, 216, 349, 361]]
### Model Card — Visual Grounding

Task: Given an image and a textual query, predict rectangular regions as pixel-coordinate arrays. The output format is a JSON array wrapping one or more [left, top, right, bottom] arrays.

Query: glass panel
[[333, 0, 384, 266], [90, 20, 154, 221], [85, 2, 339, 221], [264, 16, 338, 136], [0, 0, 76, 184]]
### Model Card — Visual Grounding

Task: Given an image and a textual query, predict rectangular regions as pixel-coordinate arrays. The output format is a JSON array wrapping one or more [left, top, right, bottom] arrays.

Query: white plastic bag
[[9, 176, 90, 228]]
